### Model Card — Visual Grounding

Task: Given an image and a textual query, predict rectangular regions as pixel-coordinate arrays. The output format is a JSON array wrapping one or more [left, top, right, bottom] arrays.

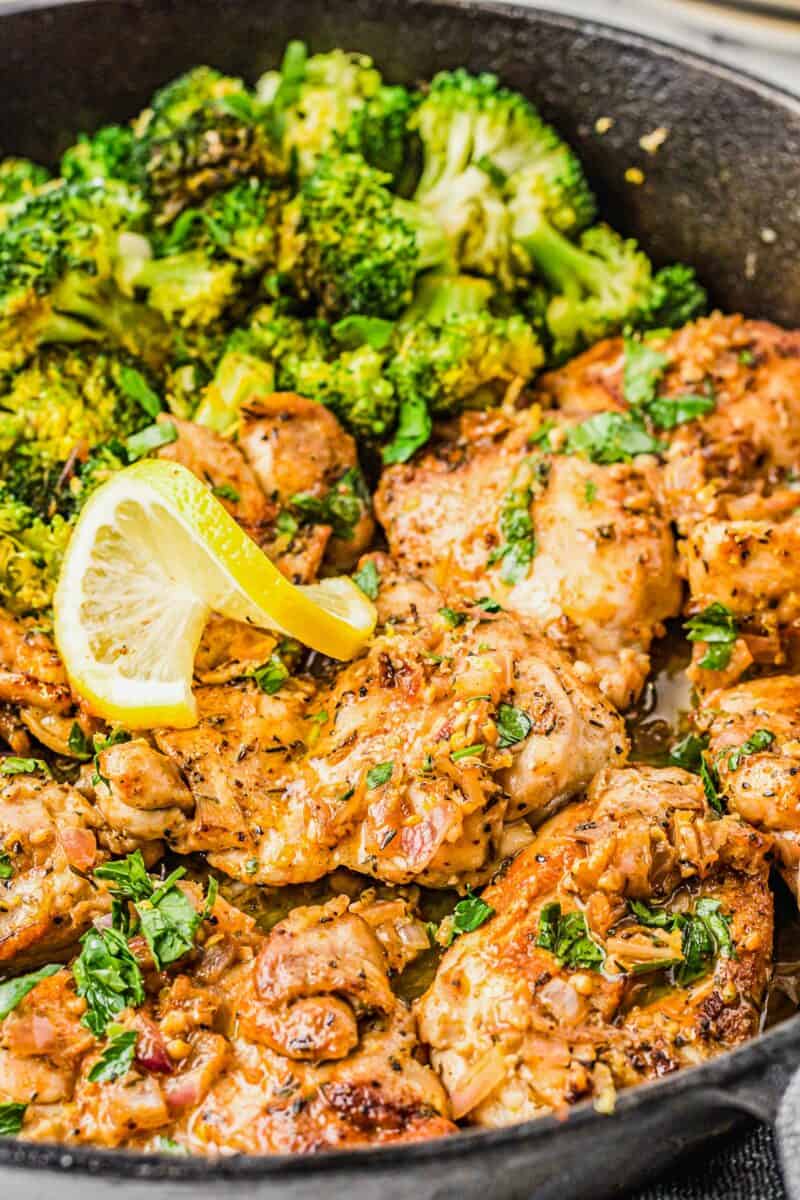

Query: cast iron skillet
[[2, 1, 800, 1196]]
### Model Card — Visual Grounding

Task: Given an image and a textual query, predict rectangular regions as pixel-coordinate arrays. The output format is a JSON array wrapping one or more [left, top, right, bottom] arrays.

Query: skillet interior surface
[[1, 1, 800, 1196]]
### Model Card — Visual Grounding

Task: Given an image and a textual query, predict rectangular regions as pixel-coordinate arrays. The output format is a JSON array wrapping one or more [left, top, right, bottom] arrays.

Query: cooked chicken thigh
[[4, 894, 453, 1154], [417, 765, 772, 1126], [375, 407, 679, 708]]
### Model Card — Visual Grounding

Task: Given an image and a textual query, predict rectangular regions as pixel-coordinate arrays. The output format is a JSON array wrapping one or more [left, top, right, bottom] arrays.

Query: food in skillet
[[0, 42, 795, 1153]]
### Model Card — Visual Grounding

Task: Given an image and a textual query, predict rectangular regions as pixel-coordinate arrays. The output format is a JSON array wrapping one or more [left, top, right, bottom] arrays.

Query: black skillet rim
[[0, 0, 799, 1178]]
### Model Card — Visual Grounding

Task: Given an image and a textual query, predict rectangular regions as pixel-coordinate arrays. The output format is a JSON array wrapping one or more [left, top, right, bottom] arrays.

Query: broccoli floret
[[388, 272, 543, 417], [0, 487, 71, 615], [281, 152, 449, 318], [193, 344, 276, 434], [510, 211, 660, 361], [132, 66, 284, 223], [411, 69, 595, 284], [339, 85, 420, 192], [0, 158, 51, 223], [245, 304, 334, 383], [116, 232, 239, 328], [60, 124, 137, 184], [634, 263, 708, 331], [0, 347, 160, 516], [0, 179, 170, 371], [289, 344, 397, 440]]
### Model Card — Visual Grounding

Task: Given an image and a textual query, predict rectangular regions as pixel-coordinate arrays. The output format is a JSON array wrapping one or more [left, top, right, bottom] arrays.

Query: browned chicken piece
[[682, 516, 800, 689], [375, 405, 680, 708], [417, 764, 772, 1126], [193, 613, 281, 685], [704, 676, 800, 894], [152, 608, 626, 888], [538, 314, 800, 533], [239, 392, 375, 571], [0, 774, 111, 967], [81, 738, 196, 850], [7, 895, 454, 1154], [360, 552, 443, 629]]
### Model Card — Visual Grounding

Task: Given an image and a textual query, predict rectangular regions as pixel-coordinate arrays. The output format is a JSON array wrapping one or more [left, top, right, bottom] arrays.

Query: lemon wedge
[[54, 459, 376, 729]]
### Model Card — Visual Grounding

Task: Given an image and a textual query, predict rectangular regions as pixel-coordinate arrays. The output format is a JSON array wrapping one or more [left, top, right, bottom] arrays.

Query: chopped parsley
[[353, 559, 380, 600], [73, 926, 145, 1036], [382, 395, 432, 466], [584, 480, 597, 505], [536, 902, 604, 971], [474, 596, 502, 613], [628, 898, 734, 986], [0, 852, 11, 880], [727, 728, 775, 772], [739, 349, 755, 366], [332, 315, 395, 351], [366, 762, 394, 789], [440, 890, 494, 946], [68, 722, 93, 759], [647, 391, 715, 431], [565, 412, 664, 465], [451, 743, 485, 761], [211, 483, 241, 503], [439, 606, 467, 628], [488, 459, 539, 584], [88, 1027, 137, 1083], [290, 467, 369, 542], [252, 653, 290, 695], [94, 849, 153, 900], [0, 1104, 26, 1136], [136, 867, 209, 970], [124, 420, 178, 461], [684, 602, 738, 670], [117, 365, 162, 419], [0, 756, 50, 777], [155, 1136, 189, 1156], [496, 703, 532, 748], [274, 509, 299, 546], [700, 755, 724, 813], [623, 337, 669, 408], [0, 963, 61, 1020], [91, 728, 131, 788], [668, 732, 708, 774]]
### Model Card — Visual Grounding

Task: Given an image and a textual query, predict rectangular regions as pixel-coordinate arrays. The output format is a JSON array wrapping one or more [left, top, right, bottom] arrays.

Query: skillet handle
[[778, 1067, 800, 1200]]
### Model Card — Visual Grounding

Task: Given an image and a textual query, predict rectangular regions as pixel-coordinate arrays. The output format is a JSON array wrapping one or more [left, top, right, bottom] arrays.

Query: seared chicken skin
[[118, 603, 629, 888], [375, 406, 680, 708], [3, 893, 453, 1154], [417, 765, 772, 1126]]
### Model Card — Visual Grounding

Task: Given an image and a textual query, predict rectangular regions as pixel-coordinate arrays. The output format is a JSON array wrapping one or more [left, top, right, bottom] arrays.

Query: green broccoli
[[60, 125, 137, 185], [0, 487, 71, 615], [0, 179, 170, 371], [0, 347, 161, 517], [339, 84, 420, 192], [193, 345, 276, 434], [281, 152, 449, 318], [637, 263, 708, 332], [132, 66, 284, 223], [0, 158, 51, 224], [411, 69, 595, 285], [289, 344, 397, 440]]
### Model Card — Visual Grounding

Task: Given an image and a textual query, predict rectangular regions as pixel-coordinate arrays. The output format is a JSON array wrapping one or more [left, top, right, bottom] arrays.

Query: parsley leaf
[[252, 653, 289, 695], [73, 926, 145, 1036], [136, 868, 201, 970], [88, 1028, 137, 1083], [290, 467, 369, 541], [439, 606, 466, 628], [628, 898, 735, 986], [647, 391, 715, 431], [155, 1136, 188, 1155], [366, 762, 394, 789], [124, 421, 178, 461], [728, 728, 775, 771], [700, 754, 724, 813], [211, 483, 240, 503], [117, 365, 162, 419], [0, 756, 50, 777], [496, 703, 532, 748], [91, 728, 131, 788], [536, 902, 604, 970], [94, 849, 153, 901], [565, 412, 664, 465], [488, 461, 539, 584], [382, 395, 432, 465], [668, 732, 708, 774], [623, 337, 669, 408], [584, 480, 597, 505], [474, 596, 502, 613], [451, 743, 485, 761], [440, 890, 494, 946], [68, 722, 93, 759], [0, 963, 61, 1019], [0, 1104, 26, 1136], [0, 852, 11, 880], [332, 315, 395, 351], [353, 559, 380, 600], [685, 602, 738, 670]]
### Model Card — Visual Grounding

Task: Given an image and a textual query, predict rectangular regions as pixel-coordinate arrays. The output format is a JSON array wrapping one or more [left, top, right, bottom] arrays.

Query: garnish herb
[[91, 728, 131, 788], [496, 703, 532, 748], [739, 349, 754, 366], [727, 729, 775, 772], [584, 480, 597, 504], [87, 1027, 137, 1083], [124, 421, 178, 461], [474, 596, 502, 613], [268, 40, 308, 138], [0, 963, 61, 1020], [0, 756, 50, 776], [73, 926, 145, 1036], [646, 391, 715, 431], [211, 483, 240, 503], [451, 743, 485, 761], [94, 848, 153, 900], [439, 606, 466, 628], [332, 315, 395, 351], [136, 866, 207, 970], [668, 732, 708, 774], [565, 412, 664, 465], [117, 365, 162, 419], [353, 559, 380, 600], [290, 467, 369, 541], [700, 755, 723, 813], [623, 337, 669, 408], [366, 762, 394, 789], [439, 890, 494, 946], [0, 1104, 26, 1136], [488, 459, 539, 584], [155, 1137, 189, 1156], [0, 852, 12, 880], [627, 897, 734, 985], [274, 509, 299, 546], [252, 653, 290, 695], [382, 396, 432, 466], [68, 722, 93, 759], [536, 902, 604, 971], [684, 602, 738, 670]]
